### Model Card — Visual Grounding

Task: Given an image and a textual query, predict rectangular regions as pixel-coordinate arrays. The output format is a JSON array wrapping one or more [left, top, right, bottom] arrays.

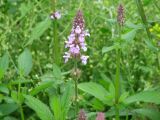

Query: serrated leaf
[[26, 18, 51, 45], [61, 83, 73, 119], [133, 108, 160, 120], [125, 91, 160, 104], [30, 81, 54, 96], [24, 95, 54, 120], [18, 48, 32, 76], [78, 82, 109, 104], [50, 96, 61, 120], [50, 83, 73, 120], [0, 103, 18, 117]]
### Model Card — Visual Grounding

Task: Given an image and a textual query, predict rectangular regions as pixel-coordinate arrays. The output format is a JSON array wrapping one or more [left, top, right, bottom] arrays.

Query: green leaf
[[61, 83, 73, 119], [78, 82, 109, 104], [125, 91, 160, 104], [0, 53, 9, 80], [143, 0, 153, 6], [30, 81, 54, 96], [0, 103, 18, 117], [24, 95, 54, 120], [53, 63, 62, 81], [3, 116, 17, 120], [122, 29, 137, 42], [119, 92, 129, 103], [50, 96, 61, 120], [18, 48, 32, 76], [19, 2, 33, 18], [26, 18, 51, 45], [49, 83, 73, 120], [90, 99, 105, 111], [102, 43, 119, 54], [0, 85, 9, 94], [133, 108, 160, 120]]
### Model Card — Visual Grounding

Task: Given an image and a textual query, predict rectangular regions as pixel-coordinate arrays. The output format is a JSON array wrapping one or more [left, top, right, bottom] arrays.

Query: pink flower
[[63, 52, 70, 63], [81, 55, 89, 65], [96, 112, 105, 120], [50, 11, 61, 20], [75, 26, 82, 34], [78, 109, 87, 120], [63, 10, 90, 65]]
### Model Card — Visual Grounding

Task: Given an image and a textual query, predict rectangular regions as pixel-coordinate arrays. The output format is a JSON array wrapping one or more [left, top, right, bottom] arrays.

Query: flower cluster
[[78, 109, 87, 120], [96, 112, 105, 120], [50, 11, 61, 20], [117, 4, 125, 26], [63, 10, 90, 65]]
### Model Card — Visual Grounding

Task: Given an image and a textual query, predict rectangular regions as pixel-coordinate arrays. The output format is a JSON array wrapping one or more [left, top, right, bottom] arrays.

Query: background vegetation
[[0, 0, 160, 120]]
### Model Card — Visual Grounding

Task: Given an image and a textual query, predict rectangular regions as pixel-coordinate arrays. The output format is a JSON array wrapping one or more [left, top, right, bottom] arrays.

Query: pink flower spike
[[78, 109, 87, 120], [96, 112, 105, 120]]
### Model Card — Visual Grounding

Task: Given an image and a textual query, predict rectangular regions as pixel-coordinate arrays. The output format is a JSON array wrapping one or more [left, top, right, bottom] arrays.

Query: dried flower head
[[50, 11, 61, 20], [78, 109, 87, 120], [117, 4, 125, 26], [63, 10, 90, 65], [71, 68, 81, 79], [96, 112, 105, 120]]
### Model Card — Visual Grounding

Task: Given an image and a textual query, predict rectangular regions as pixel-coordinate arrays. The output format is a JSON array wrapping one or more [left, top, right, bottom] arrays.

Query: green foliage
[[133, 108, 160, 120], [125, 91, 160, 104], [30, 81, 54, 96], [0, 0, 160, 119], [18, 48, 32, 76], [0, 103, 18, 117], [24, 95, 54, 120], [50, 83, 73, 120], [26, 18, 51, 46], [78, 82, 109, 104], [0, 53, 9, 80]]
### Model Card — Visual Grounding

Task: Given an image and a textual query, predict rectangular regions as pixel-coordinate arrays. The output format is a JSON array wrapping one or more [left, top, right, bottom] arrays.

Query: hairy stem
[[52, 0, 61, 65], [115, 25, 121, 120], [74, 60, 78, 118], [18, 73, 24, 120]]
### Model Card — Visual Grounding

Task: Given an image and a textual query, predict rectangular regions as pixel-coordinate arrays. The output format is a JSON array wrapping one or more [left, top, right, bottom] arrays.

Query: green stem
[[115, 25, 121, 120], [74, 60, 78, 118], [18, 74, 24, 120], [52, 0, 61, 95], [75, 77, 78, 117], [115, 49, 120, 104], [52, 0, 61, 65], [126, 109, 129, 120], [19, 105, 25, 120], [115, 48, 120, 120]]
